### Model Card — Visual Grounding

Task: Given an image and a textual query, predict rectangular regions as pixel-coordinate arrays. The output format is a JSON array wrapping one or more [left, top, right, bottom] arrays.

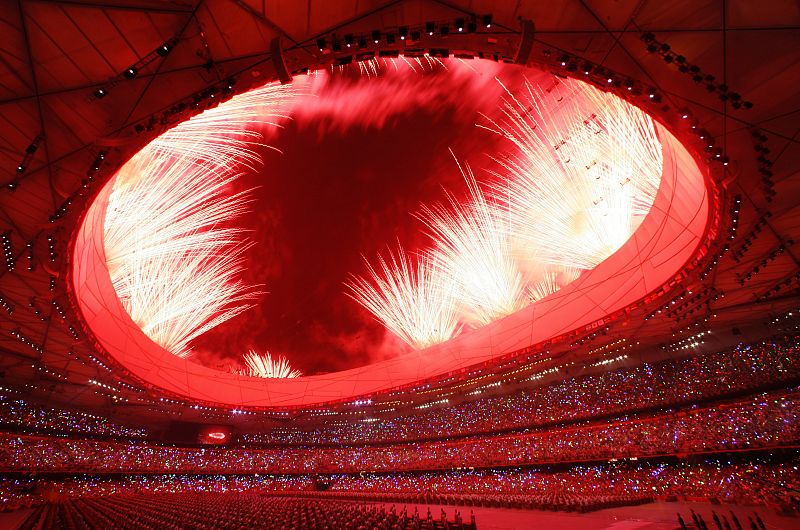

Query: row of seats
[[286, 491, 653, 513], [3, 455, 797, 513], [20, 495, 477, 530]]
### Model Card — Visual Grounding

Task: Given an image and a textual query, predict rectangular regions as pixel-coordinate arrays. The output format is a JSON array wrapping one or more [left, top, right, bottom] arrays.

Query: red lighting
[[71, 59, 709, 408]]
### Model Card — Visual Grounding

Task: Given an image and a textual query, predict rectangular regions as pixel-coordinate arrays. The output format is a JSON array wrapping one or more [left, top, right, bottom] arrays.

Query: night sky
[[192, 61, 543, 374]]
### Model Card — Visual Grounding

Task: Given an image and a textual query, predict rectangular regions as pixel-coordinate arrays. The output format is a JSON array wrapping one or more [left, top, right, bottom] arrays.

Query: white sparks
[[243, 351, 302, 378], [104, 83, 296, 358], [350, 76, 663, 348], [482, 77, 663, 271], [345, 245, 461, 349], [419, 158, 527, 327]]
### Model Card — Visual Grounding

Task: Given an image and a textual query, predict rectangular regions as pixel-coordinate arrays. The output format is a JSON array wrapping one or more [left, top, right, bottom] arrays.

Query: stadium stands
[[1, 337, 798, 524], [1, 2, 799, 528], [2, 388, 798, 474], [238, 337, 800, 445]]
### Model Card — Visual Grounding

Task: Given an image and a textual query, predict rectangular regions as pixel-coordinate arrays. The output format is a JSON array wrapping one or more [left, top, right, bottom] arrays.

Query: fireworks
[[481, 77, 663, 271], [349, 54, 448, 77], [105, 60, 663, 364], [345, 246, 460, 349], [243, 351, 302, 378], [418, 158, 526, 326], [350, 76, 663, 348], [104, 83, 296, 358], [527, 266, 582, 303]]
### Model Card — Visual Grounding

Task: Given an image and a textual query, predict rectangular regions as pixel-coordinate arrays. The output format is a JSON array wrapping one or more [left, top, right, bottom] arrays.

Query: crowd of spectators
[[19, 495, 474, 530], [2, 458, 797, 514], [0, 388, 797, 474], [240, 336, 800, 445], [1, 336, 798, 519], [0, 337, 796, 449], [0, 394, 147, 440]]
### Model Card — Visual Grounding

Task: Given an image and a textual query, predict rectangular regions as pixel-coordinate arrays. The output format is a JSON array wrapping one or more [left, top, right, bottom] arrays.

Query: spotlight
[[399, 26, 408, 40], [94, 88, 107, 99], [482, 14, 493, 28], [372, 30, 381, 43], [344, 34, 354, 47], [16, 165, 24, 174], [455, 18, 465, 32], [559, 54, 569, 66], [316, 38, 326, 51], [156, 42, 172, 57], [582, 63, 592, 75], [123, 67, 137, 79], [624, 79, 634, 90], [426, 22, 435, 35], [7, 181, 17, 191]]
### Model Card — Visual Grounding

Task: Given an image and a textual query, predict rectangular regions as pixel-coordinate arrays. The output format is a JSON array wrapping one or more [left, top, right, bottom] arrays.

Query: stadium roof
[[0, 0, 798, 429]]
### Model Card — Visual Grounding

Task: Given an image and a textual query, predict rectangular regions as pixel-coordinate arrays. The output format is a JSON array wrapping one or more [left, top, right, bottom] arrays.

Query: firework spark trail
[[351, 75, 662, 348], [481, 77, 663, 272], [107, 62, 663, 361], [244, 351, 302, 378], [342, 55, 448, 79], [418, 157, 527, 327], [104, 83, 297, 358], [527, 266, 582, 302], [358, 58, 380, 78], [344, 245, 461, 349]]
